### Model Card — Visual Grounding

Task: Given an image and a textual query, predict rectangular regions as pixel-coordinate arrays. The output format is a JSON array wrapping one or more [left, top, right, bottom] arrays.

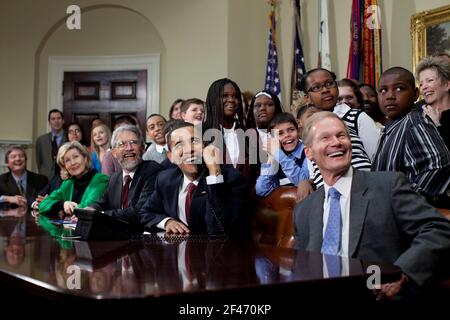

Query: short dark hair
[[298, 68, 337, 93], [146, 113, 167, 122], [269, 112, 299, 131], [380, 67, 416, 88], [115, 114, 137, 127], [48, 109, 63, 121], [296, 104, 320, 120], [65, 122, 88, 146], [166, 121, 194, 151]]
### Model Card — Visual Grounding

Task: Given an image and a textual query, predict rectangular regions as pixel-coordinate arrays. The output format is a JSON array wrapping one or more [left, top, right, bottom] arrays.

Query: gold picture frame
[[411, 4, 450, 72]]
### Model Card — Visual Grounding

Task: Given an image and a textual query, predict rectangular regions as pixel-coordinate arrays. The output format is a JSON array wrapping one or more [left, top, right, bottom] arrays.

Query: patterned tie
[[121, 175, 132, 209], [324, 254, 341, 278], [17, 178, 24, 196], [185, 182, 197, 224], [321, 187, 341, 255]]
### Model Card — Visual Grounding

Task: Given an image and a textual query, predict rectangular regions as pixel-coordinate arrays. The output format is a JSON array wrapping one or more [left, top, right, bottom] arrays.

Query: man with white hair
[[91, 125, 163, 225], [294, 111, 450, 300]]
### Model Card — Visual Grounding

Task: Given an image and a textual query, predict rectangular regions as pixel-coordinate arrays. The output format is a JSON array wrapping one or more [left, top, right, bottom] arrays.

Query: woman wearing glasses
[[299, 68, 380, 161], [38, 141, 108, 216], [66, 122, 88, 145]]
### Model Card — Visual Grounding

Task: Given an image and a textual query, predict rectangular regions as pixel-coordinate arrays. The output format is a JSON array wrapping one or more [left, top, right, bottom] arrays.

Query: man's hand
[[203, 144, 221, 176], [423, 105, 441, 126], [165, 219, 190, 234], [374, 273, 409, 300], [262, 136, 280, 158], [4, 195, 27, 207], [296, 180, 315, 203], [63, 201, 79, 215]]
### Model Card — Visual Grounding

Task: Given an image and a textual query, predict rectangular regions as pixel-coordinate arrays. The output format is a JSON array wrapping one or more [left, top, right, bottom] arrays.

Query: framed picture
[[411, 4, 450, 72]]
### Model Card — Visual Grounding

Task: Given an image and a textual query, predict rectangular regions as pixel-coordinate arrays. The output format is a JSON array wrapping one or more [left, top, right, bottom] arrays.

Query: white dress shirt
[[156, 173, 224, 230], [223, 122, 239, 168], [122, 171, 135, 183], [155, 143, 167, 154], [322, 167, 353, 257]]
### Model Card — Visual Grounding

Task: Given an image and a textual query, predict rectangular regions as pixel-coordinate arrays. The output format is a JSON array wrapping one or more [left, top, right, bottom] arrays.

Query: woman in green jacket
[[38, 141, 109, 216]]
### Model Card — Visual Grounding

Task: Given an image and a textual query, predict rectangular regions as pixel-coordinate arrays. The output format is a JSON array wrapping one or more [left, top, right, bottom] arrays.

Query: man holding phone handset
[[140, 121, 250, 239]]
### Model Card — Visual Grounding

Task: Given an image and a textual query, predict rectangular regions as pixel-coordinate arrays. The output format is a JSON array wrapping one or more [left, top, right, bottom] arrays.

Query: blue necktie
[[321, 187, 341, 255], [324, 254, 341, 278]]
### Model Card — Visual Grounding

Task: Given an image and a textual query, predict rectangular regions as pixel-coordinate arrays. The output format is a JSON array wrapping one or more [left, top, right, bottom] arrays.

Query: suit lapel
[[113, 174, 123, 209], [168, 170, 183, 219], [25, 171, 33, 198], [7, 173, 20, 195], [189, 177, 208, 233], [348, 170, 369, 257], [308, 188, 325, 252]]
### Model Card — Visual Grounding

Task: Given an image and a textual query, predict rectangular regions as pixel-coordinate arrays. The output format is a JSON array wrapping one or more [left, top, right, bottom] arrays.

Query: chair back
[[252, 186, 297, 248]]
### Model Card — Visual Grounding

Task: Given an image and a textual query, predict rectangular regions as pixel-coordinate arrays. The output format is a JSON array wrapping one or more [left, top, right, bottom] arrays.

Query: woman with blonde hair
[[38, 141, 108, 216], [91, 124, 111, 172]]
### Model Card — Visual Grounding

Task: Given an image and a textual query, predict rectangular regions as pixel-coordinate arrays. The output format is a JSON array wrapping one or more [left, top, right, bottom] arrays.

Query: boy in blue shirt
[[256, 113, 309, 197]]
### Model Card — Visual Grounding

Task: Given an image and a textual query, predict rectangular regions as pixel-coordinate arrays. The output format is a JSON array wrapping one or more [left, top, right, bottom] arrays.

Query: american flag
[[291, 0, 306, 102], [264, 5, 281, 97]]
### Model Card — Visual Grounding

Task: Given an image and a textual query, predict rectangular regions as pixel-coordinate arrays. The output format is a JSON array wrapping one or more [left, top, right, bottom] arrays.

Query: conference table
[[0, 207, 402, 315]]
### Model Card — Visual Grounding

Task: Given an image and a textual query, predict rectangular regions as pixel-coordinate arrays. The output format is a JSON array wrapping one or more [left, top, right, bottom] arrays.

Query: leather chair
[[252, 186, 297, 248], [436, 207, 450, 220]]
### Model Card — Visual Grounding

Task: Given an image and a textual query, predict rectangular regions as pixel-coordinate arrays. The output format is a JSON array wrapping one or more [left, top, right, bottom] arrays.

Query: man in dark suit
[[140, 121, 250, 238], [0, 146, 48, 206], [35, 109, 66, 180], [90, 125, 163, 226], [294, 111, 450, 299]]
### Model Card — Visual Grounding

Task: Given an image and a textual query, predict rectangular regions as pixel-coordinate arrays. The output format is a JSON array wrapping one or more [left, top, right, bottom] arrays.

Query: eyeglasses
[[116, 140, 139, 149], [307, 80, 337, 93], [68, 129, 81, 134]]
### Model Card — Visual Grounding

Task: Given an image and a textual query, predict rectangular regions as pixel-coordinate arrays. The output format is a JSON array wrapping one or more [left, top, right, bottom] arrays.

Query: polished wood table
[[0, 209, 401, 315]]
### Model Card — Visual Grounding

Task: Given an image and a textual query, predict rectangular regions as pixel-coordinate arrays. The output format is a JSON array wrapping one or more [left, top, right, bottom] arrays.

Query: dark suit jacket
[[35, 132, 66, 180], [91, 160, 163, 226], [0, 170, 48, 205], [140, 165, 250, 238], [294, 170, 450, 287]]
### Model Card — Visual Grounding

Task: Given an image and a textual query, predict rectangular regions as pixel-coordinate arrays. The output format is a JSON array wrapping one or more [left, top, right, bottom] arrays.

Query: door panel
[[63, 70, 147, 146]]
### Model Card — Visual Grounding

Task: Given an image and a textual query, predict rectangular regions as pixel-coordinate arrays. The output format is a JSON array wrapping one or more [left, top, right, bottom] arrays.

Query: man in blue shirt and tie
[[0, 146, 48, 206], [294, 111, 450, 300]]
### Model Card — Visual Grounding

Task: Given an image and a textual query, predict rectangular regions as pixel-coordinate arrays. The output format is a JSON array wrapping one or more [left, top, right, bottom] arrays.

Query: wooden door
[[63, 70, 147, 146]]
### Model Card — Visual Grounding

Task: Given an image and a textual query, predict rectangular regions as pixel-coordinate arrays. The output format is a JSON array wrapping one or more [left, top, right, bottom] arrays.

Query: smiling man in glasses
[[89, 125, 163, 226]]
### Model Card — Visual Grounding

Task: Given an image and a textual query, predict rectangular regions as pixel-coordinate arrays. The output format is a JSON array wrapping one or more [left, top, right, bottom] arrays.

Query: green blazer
[[39, 173, 109, 215]]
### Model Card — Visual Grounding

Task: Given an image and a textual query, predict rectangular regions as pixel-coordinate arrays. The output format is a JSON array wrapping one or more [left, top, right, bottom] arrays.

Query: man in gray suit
[[294, 111, 450, 299], [35, 109, 66, 180]]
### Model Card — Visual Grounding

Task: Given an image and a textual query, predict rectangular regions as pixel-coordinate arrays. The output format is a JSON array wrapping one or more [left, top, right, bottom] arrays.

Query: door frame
[[48, 54, 159, 130]]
